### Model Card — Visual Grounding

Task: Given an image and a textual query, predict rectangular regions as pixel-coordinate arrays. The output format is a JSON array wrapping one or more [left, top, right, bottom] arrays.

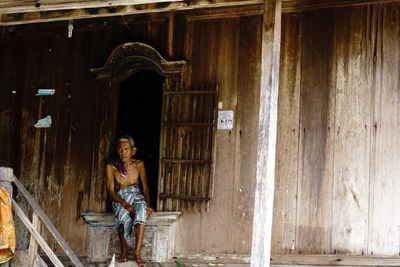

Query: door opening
[[116, 70, 165, 210]]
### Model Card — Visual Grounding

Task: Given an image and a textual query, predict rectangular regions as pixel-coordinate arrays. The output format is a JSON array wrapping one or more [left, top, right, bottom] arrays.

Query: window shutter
[[158, 81, 217, 211]]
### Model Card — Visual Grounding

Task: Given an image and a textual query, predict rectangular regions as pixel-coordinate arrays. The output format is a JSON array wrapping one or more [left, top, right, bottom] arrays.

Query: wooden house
[[1, 0, 400, 266]]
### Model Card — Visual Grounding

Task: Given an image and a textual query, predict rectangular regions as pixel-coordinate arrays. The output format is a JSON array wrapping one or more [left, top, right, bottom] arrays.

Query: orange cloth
[[0, 187, 15, 263]]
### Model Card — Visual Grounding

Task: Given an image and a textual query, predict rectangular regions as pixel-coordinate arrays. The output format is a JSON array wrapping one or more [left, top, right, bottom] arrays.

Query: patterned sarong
[[112, 185, 147, 240], [0, 187, 15, 263]]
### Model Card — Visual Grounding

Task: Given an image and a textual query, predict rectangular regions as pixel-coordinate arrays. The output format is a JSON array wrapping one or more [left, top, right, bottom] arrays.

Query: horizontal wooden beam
[[282, 0, 400, 13], [271, 254, 400, 266], [1, 0, 399, 26], [0, 0, 263, 26], [182, 3, 262, 20]]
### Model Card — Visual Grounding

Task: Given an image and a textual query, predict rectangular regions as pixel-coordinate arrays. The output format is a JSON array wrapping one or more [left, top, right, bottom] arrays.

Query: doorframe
[[90, 42, 187, 210]]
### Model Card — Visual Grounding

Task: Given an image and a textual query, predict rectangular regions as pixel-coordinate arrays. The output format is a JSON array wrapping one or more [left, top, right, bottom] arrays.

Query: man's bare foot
[[118, 225, 128, 262], [134, 252, 146, 266], [119, 242, 128, 262], [119, 241, 127, 262]]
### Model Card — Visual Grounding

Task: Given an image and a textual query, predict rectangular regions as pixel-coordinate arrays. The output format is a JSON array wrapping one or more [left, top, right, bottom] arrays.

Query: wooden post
[[28, 212, 41, 267], [251, 0, 282, 267], [0, 167, 14, 267]]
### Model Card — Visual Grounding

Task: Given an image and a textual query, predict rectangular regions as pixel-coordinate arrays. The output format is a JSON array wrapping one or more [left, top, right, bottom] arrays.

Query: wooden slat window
[[158, 82, 217, 211]]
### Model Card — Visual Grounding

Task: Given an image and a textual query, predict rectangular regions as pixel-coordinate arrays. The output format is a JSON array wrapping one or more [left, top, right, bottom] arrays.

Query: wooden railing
[[0, 167, 83, 267]]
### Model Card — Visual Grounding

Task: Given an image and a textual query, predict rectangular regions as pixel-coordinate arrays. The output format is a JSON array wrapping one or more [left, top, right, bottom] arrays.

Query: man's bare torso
[[111, 159, 142, 191]]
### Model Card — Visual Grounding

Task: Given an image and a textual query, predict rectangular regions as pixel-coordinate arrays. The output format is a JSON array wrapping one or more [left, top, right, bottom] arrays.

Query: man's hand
[[147, 207, 154, 218], [123, 202, 134, 216]]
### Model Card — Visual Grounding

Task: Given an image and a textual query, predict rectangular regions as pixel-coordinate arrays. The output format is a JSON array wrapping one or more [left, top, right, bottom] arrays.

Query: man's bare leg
[[118, 224, 128, 262], [134, 224, 146, 265]]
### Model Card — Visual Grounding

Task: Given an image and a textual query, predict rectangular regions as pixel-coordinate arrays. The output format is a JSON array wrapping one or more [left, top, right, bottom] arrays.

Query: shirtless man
[[106, 135, 154, 265]]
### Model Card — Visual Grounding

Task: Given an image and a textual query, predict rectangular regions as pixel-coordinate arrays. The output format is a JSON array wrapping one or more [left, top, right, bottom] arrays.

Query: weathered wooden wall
[[3, 1, 399, 259], [174, 14, 262, 254], [273, 3, 400, 256], [0, 9, 261, 255]]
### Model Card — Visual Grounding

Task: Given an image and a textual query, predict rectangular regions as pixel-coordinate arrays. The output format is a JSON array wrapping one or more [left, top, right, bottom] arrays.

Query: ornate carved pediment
[[90, 42, 186, 82]]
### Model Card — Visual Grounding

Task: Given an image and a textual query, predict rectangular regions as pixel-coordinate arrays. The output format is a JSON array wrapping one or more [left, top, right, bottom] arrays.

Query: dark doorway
[[116, 70, 165, 210]]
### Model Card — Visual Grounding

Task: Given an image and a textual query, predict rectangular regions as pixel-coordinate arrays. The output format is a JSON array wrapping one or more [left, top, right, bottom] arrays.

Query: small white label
[[217, 110, 234, 130], [218, 101, 223, 109]]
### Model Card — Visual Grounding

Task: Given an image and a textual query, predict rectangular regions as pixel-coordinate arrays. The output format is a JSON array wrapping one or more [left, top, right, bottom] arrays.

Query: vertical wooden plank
[[0, 39, 18, 169], [296, 9, 335, 254], [186, 125, 195, 210], [331, 7, 370, 255], [199, 18, 237, 252], [369, 5, 400, 256], [28, 212, 41, 267], [167, 91, 176, 210], [207, 88, 218, 210], [157, 83, 167, 211], [251, 0, 282, 266], [199, 91, 209, 210], [192, 92, 201, 211], [16, 36, 46, 250], [183, 19, 193, 88], [182, 19, 194, 212], [229, 15, 263, 253], [271, 12, 302, 254]]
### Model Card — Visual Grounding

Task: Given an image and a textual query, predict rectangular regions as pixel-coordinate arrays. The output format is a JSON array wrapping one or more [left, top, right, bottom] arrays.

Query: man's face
[[117, 141, 136, 163]]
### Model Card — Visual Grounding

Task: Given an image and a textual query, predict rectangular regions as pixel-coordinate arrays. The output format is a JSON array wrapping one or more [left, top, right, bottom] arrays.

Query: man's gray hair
[[118, 135, 135, 148]]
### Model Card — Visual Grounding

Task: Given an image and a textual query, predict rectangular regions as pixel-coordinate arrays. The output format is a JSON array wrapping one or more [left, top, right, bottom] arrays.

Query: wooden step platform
[[82, 212, 181, 263]]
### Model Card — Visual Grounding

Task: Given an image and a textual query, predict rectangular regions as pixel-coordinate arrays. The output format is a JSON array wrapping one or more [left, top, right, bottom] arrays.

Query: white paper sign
[[218, 110, 234, 130]]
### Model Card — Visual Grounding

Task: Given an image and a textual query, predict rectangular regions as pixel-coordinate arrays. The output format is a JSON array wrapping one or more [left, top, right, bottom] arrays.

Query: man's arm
[[137, 161, 154, 217], [106, 164, 134, 215]]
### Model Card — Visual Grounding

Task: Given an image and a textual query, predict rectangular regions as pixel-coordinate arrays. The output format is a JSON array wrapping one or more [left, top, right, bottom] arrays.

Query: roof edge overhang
[[0, 0, 399, 26]]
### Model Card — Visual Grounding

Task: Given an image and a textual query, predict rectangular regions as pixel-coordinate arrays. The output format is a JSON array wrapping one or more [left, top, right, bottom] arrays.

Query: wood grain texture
[[199, 18, 237, 252], [233, 14, 262, 253], [368, 5, 400, 256], [271, 12, 302, 254], [330, 7, 370, 255], [296, 9, 336, 255], [274, 3, 400, 258], [3, 1, 400, 260], [0, 11, 263, 256], [174, 14, 262, 254], [271, 253, 400, 266], [281, 0, 400, 12], [0, 0, 263, 26], [158, 83, 217, 211], [1, 0, 399, 26], [27, 212, 41, 267], [251, 0, 281, 266]]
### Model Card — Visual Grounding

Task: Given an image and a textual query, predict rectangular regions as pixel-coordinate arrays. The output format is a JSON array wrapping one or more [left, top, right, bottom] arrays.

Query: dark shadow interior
[[116, 70, 165, 210]]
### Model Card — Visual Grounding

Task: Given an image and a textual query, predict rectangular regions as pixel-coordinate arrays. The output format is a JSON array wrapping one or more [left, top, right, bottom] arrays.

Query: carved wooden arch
[[90, 42, 186, 82]]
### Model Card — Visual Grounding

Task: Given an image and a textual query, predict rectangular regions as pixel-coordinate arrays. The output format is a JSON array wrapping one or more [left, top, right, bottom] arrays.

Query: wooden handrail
[[11, 175, 83, 267], [12, 199, 63, 267]]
